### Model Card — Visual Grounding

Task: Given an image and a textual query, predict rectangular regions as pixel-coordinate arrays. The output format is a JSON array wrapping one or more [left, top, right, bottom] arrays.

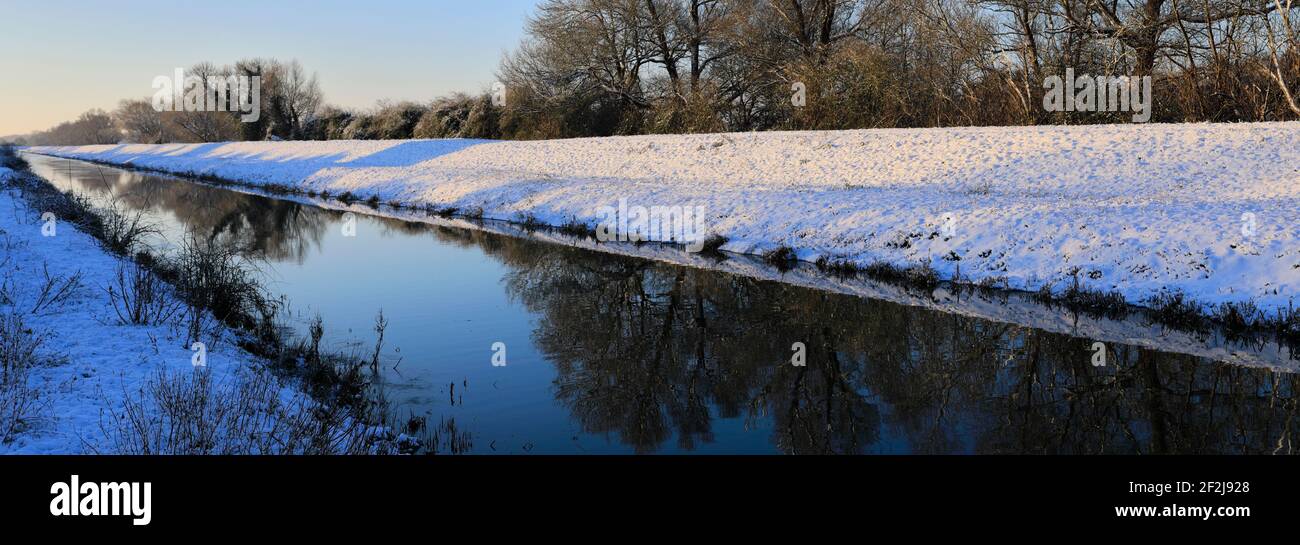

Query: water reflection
[[25, 154, 1300, 454], [51, 162, 330, 262], [487, 240, 1299, 454]]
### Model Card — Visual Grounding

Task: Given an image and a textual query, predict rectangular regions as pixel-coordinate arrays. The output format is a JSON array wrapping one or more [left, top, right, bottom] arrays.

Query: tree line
[[14, 0, 1300, 145]]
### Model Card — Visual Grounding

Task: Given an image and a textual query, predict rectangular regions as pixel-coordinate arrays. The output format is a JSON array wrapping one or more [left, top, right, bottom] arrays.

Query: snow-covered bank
[[0, 165, 264, 453], [28, 122, 1300, 318]]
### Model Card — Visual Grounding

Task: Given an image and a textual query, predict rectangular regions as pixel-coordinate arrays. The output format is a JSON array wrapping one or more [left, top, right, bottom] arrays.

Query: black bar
[[0, 455, 1283, 534]]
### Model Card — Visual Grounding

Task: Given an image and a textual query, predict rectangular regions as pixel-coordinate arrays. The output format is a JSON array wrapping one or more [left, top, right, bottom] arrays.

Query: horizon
[[0, 0, 538, 136]]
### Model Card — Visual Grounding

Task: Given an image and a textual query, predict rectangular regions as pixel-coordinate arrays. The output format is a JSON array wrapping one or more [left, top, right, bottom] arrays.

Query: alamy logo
[[152, 67, 261, 122], [41, 212, 57, 237], [1043, 68, 1151, 123], [49, 475, 151, 526]]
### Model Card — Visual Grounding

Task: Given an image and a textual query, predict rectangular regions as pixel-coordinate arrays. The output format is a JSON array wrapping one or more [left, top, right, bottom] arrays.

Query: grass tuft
[[95, 367, 392, 454], [763, 246, 797, 270], [1147, 291, 1207, 330]]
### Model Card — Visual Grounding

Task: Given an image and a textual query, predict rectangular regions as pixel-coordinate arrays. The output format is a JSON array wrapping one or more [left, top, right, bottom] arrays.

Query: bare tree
[[114, 99, 168, 144], [644, 0, 687, 101], [269, 59, 323, 139], [1263, 0, 1300, 114], [235, 58, 323, 140], [511, 0, 654, 106], [680, 0, 736, 94], [170, 63, 241, 142]]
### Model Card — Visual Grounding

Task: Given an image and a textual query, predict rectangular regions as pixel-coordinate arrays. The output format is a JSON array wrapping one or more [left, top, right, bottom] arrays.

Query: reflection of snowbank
[[29, 122, 1300, 320]]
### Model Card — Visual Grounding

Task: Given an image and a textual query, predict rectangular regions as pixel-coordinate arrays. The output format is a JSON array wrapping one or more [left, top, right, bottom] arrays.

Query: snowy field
[[0, 165, 266, 454], [27, 122, 1300, 318]]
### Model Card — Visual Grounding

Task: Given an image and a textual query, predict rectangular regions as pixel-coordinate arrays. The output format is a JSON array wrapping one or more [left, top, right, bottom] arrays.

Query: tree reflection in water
[[488, 239, 1299, 454], [51, 162, 330, 263]]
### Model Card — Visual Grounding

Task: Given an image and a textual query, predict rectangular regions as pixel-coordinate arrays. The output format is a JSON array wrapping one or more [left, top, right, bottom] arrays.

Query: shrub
[[1148, 291, 1206, 330], [309, 106, 355, 140], [165, 237, 268, 345], [1036, 269, 1129, 319], [0, 145, 29, 171], [104, 263, 179, 325], [98, 201, 159, 255], [413, 94, 475, 138], [763, 246, 797, 269], [461, 95, 500, 139], [1214, 300, 1262, 335], [341, 114, 378, 140], [698, 234, 728, 254], [371, 101, 428, 139], [517, 212, 544, 231], [814, 255, 860, 276], [0, 311, 42, 443]]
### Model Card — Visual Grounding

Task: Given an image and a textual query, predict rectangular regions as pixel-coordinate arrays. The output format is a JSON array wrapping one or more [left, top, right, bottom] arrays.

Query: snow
[[0, 166, 267, 454], [27, 121, 1300, 317]]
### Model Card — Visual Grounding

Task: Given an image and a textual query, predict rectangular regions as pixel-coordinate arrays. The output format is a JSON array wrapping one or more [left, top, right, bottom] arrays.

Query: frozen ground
[[28, 122, 1300, 317], [0, 165, 265, 454]]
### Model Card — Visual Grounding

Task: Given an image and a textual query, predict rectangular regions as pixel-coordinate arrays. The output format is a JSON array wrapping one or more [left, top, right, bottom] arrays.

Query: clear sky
[[0, 0, 540, 135]]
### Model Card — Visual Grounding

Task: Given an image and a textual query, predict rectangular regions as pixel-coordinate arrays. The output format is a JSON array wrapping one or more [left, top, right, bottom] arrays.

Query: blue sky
[[0, 0, 539, 135]]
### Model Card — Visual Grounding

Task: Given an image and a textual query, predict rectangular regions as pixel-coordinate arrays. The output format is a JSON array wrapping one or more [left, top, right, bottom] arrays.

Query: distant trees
[[369, 101, 426, 139], [167, 62, 243, 142], [26, 58, 325, 146], [312, 105, 355, 141], [493, 0, 1300, 133], [248, 59, 323, 139], [25, 110, 119, 146], [413, 95, 473, 139], [114, 99, 167, 144], [230, 58, 323, 140], [497, 0, 652, 136], [20, 1, 1300, 145]]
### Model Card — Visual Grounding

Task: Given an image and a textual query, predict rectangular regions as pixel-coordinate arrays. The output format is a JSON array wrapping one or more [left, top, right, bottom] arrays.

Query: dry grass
[[104, 263, 179, 325], [0, 311, 43, 443], [98, 200, 159, 255], [157, 237, 269, 347], [94, 367, 391, 455]]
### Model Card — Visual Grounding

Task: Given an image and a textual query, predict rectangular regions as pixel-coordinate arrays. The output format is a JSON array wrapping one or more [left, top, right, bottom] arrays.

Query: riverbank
[[0, 150, 400, 454], [0, 162, 274, 453], [25, 122, 1300, 329]]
